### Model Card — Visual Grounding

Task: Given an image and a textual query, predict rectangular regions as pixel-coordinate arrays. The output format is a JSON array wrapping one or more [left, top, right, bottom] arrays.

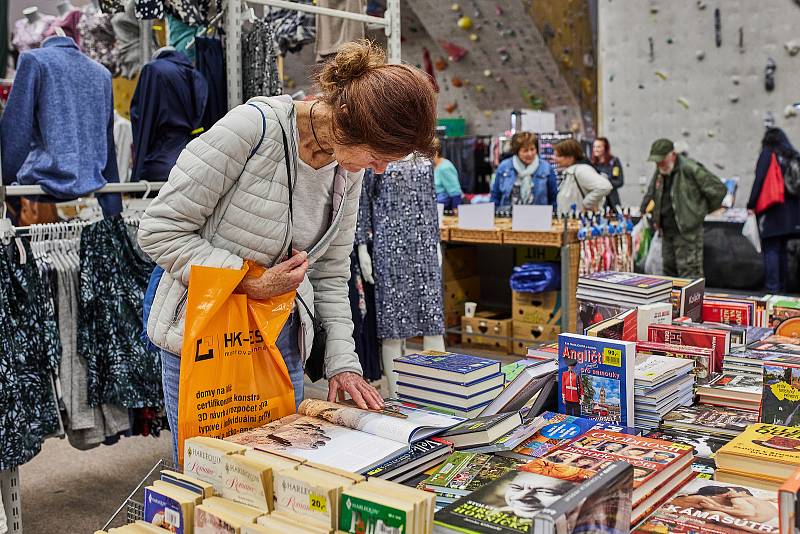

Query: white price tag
[[458, 203, 495, 230], [512, 205, 553, 232]]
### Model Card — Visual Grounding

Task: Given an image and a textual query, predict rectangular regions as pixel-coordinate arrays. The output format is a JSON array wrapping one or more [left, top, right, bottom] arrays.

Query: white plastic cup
[[464, 302, 477, 318]]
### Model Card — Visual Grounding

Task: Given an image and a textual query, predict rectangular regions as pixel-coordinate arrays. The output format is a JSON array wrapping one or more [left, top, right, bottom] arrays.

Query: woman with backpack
[[747, 127, 800, 292], [554, 139, 612, 215]]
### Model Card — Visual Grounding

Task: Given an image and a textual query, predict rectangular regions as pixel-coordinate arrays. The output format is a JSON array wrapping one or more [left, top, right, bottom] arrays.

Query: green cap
[[648, 138, 675, 162]]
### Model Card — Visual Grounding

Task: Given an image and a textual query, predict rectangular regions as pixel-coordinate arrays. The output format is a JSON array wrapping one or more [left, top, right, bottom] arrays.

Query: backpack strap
[[246, 102, 267, 159]]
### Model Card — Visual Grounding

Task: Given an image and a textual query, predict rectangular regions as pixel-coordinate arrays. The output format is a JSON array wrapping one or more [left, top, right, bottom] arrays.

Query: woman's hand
[[238, 250, 308, 299], [328, 371, 385, 410]]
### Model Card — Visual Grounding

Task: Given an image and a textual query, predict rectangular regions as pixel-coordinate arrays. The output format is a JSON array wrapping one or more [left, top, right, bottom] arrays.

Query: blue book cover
[[557, 333, 636, 427], [144, 487, 186, 534], [394, 352, 500, 378]]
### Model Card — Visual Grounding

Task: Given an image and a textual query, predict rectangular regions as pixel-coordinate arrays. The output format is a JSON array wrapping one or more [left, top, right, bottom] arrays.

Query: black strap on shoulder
[[246, 102, 267, 159]]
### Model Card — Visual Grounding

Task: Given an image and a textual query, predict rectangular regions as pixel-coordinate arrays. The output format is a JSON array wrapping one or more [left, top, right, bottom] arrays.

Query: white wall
[[598, 0, 800, 208]]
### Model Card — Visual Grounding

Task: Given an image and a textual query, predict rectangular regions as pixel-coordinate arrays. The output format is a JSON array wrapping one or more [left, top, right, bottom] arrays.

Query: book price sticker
[[164, 507, 180, 528], [602, 347, 622, 367], [309, 493, 328, 514]]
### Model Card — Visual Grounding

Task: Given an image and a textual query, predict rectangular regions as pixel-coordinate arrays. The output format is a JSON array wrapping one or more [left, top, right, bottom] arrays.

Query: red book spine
[[701, 302, 749, 326], [647, 325, 726, 373]]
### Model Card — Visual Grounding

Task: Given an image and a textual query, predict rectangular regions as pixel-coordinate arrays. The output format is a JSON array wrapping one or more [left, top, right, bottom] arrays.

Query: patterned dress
[[78, 216, 163, 408], [0, 238, 61, 470], [355, 160, 445, 339], [242, 18, 282, 100]]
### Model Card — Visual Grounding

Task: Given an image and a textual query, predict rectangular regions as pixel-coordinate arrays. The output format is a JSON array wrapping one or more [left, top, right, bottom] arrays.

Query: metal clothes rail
[[1, 181, 165, 197], [224, 0, 401, 108]]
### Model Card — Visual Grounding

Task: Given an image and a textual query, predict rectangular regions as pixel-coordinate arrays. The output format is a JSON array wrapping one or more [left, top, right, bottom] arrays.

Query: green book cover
[[339, 494, 409, 533]]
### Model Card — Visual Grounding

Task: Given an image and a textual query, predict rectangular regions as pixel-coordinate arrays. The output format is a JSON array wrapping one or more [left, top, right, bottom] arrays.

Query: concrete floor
[[20, 433, 173, 533]]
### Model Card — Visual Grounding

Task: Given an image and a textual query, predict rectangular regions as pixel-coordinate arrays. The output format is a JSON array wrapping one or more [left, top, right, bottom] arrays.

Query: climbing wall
[[529, 0, 597, 134], [599, 0, 800, 208], [404, 0, 584, 135]]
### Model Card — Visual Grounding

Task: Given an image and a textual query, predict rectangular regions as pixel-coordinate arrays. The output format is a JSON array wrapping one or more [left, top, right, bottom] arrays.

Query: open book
[[225, 399, 463, 473]]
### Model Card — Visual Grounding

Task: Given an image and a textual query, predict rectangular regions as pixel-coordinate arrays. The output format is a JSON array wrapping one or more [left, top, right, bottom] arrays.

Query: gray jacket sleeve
[[577, 163, 613, 211], [310, 172, 365, 378], [137, 104, 264, 285]]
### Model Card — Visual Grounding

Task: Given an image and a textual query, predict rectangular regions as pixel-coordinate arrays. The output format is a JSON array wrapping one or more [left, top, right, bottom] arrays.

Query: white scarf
[[512, 155, 540, 204]]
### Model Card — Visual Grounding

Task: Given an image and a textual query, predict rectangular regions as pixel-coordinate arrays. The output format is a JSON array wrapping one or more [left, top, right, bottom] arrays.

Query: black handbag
[[275, 109, 327, 383]]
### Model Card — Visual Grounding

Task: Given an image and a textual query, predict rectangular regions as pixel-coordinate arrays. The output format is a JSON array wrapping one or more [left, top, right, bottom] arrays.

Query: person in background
[[490, 131, 558, 209], [432, 138, 462, 209], [591, 137, 624, 209], [747, 128, 800, 292], [554, 139, 612, 215], [640, 138, 727, 279]]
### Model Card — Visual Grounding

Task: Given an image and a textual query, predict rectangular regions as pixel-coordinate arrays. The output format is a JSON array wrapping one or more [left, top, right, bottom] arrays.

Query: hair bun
[[318, 39, 386, 92]]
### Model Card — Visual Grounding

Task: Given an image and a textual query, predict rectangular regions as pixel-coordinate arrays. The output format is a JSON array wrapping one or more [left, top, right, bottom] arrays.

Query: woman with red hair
[[592, 137, 624, 209]]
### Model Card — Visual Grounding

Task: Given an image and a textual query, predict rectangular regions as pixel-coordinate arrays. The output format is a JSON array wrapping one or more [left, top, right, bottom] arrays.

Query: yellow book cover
[[717, 423, 800, 479]]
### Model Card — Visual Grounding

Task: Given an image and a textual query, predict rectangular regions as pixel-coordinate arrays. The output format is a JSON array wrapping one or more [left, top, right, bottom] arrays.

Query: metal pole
[[225, 0, 244, 108], [561, 218, 570, 334], [139, 20, 153, 66], [385, 0, 401, 63], [3, 182, 166, 197], [246, 0, 388, 26]]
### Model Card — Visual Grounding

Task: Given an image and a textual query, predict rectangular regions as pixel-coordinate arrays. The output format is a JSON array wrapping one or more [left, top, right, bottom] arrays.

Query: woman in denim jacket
[[490, 131, 558, 209]]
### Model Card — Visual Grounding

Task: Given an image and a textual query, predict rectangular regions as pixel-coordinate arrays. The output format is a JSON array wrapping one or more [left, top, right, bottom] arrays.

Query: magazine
[[226, 399, 462, 473]]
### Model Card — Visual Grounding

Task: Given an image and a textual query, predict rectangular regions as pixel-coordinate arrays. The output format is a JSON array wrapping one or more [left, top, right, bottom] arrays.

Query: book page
[[226, 414, 406, 473], [297, 399, 463, 444]]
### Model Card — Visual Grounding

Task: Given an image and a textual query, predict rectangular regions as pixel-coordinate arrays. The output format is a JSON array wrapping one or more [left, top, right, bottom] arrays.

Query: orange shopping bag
[[177, 263, 296, 464]]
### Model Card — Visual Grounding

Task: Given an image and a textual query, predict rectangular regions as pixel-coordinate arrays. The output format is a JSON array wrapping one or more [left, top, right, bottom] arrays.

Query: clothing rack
[[223, 0, 401, 108], [1, 181, 165, 198]]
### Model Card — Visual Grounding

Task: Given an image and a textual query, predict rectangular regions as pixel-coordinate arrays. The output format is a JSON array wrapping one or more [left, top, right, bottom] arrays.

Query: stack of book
[[648, 275, 706, 322], [647, 322, 731, 374], [633, 355, 695, 430], [520, 430, 695, 525], [637, 340, 714, 383], [393, 351, 504, 418], [696, 372, 762, 411], [715, 423, 800, 491], [703, 291, 771, 327], [576, 272, 672, 332], [653, 404, 759, 476], [722, 346, 771, 378], [525, 342, 558, 361]]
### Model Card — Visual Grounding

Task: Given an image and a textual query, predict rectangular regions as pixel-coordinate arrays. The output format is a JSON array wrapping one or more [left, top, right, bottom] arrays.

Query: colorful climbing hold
[[457, 16, 473, 30], [441, 41, 468, 62]]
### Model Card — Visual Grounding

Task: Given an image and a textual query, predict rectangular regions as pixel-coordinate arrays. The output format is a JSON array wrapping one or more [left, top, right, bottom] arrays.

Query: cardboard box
[[444, 276, 481, 314], [512, 320, 561, 355], [461, 314, 512, 352], [512, 291, 561, 325], [443, 247, 477, 281]]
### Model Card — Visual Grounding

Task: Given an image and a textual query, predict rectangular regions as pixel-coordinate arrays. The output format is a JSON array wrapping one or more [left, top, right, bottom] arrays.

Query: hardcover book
[[433, 463, 633, 534], [698, 372, 762, 404], [438, 412, 523, 449], [636, 303, 673, 341], [703, 299, 752, 325], [498, 411, 639, 461], [762, 354, 800, 427], [716, 423, 800, 481], [644, 430, 727, 462], [557, 333, 636, 426], [779, 467, 800, 534], [751, 335, 800, 357], [660, 404, 759, 437], [634, 355, 693, 388], [584, 308, 638, 341], [576, 299, 635, 339], [480, 360, 558, 417], [578, 272, 673, 295], [633, 478, 779, 534], [364, 439, 453, 479], [393, 351, 501, 383], [423, 452, 523, 496], [647, 324, 730, 373]]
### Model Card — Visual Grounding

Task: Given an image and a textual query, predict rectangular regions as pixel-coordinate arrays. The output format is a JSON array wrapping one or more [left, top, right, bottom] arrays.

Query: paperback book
[[636, 341, 713, 382], [364, 439, 453, 481], [779, 467, 800, 534], [393, 351, 501, 383], [423, 451, 523, 497], [557, 333, 636, 426], [750, 335, 800, 357], [634, 478, 779, 534], [660, 404, 759, 438], [697, 372, 762, 407], [762, 354, 800, 427], [438, 412, 523, 449], [584, 308, 637, 341], [647, 324, 730, 373], [226, 399, 462, 473], [433, 462, 633, 534], [498, 411, 639, 461], [716, 423, 800, 482]]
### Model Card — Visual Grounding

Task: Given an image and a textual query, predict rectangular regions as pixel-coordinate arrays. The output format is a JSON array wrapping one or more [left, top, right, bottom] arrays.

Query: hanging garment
[[355, 162, 445, 340], [135, 0, 221, 26], [348, 248, 381, 382], [99, 0, 126, 14], [315, 0, 365, 61], [166, 14, 199, 62], [112, 0, 156, 79], [266, 0, 316, 55], [0, 238, 61, 471], [441, 137, 478, 194], [44, 9, 83, 45], [11, 14, 56, 53], [130, 49, 208, 182], [242, 19, 282, 100], [0, 1, 9, 78], [77, 4, 120, 75], [0, 36, 122, 217], [114, 111, 133, 182], [78, 216, 163, 408], [195, 36, 226, 131]]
